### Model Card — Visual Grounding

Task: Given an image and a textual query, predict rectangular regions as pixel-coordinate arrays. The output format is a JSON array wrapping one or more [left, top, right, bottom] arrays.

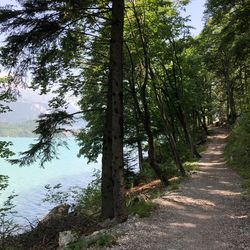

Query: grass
[[198, 144, 208, 154], [68, 232, 117, 250], [168, 181, 181, 191], [128, 199, 158, 218], [183, 161, 199, 173]]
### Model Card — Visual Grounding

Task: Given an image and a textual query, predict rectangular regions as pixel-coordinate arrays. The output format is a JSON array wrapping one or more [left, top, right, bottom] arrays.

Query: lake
[[0, 137, 101, 227]]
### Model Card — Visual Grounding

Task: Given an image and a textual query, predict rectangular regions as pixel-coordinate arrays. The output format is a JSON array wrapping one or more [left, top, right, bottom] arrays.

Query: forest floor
[[108, 127, 250, 250]]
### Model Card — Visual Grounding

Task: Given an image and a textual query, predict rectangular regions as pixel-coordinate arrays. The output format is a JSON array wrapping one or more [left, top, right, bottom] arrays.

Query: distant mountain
[[0, 90, 85, 137], [1, 101, 49, 123], [1, 100, 79, 123], [0, 120, 36, 137]]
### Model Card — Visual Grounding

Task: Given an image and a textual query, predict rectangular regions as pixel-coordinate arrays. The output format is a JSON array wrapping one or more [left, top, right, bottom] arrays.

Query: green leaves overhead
[[0, 0, 109, 93]]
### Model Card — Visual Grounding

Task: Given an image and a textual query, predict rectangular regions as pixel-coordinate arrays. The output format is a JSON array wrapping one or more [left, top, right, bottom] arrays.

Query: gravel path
[[108, 128, 250, 250]]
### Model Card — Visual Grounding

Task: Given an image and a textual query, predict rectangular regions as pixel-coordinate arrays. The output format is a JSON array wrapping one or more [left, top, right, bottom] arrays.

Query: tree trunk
[[101, 0, 127, 222], [130, 3, 168, 185], [137, 133, 144, 172], [110, 0, 127, 223], [168, 133, 186, 176], [177, 107, 201, 158], [226, 80, 236, 124], [101, 79, 114, 219]]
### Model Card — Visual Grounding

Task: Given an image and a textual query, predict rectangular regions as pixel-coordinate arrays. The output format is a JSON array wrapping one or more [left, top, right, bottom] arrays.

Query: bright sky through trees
[[182, 0, 206, 36], [0, 0, 206, 39]]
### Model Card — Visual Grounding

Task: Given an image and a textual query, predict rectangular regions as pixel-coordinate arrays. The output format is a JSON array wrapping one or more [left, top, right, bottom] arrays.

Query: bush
[[225, 111, 250, 194], [128, 199, 157, 218], [68, 232, 116, 250], [43, 170, 102, 217], [74, 171, 101, 216], [0, 176, 19, 249]]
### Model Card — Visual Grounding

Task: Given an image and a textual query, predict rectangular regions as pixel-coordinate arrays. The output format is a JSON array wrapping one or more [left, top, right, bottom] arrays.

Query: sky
[[181, 0, 206, 36]]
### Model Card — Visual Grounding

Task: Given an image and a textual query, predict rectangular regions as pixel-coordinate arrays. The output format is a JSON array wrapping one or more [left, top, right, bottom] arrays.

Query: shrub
[[67, 232, 116, 250], [128, 199, 157, 218], [43, 170, 102, 217], [225, 111, 250, 194], [0, 176, 19, 249]]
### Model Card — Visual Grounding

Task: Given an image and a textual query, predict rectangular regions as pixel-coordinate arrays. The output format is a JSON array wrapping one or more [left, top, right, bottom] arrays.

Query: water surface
[[0, 137, 101, 226]]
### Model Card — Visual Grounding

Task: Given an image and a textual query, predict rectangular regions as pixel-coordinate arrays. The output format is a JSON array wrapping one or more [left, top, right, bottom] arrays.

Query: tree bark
[[101, 79, 114, 219], [130, 3, 169, 185], [141, 90, 169, 185], [110, 0, 127, 223], [101, 0, 127, 222], [226, 80, 236, 124], [177, 107, 201, 158]]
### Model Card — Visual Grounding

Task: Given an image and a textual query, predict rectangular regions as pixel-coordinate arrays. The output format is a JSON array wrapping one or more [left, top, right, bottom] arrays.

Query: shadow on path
[[110, 127, 250, 250]]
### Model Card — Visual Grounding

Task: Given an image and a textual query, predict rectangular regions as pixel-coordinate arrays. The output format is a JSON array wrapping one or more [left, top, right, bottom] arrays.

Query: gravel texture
[[107, 128, 250, 250]]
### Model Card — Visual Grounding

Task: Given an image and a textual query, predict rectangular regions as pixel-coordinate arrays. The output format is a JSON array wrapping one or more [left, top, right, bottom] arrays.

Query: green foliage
[[0, 192, 19, 249], [43, 183, 75, 205], [74, 171, 101, 216], [225, 111, 250, 195], [0, 141, 14, 158], [68, 232, 117, 250], [43, 170, 102, 217], [136, 163, 158, 183], [168, 182, 181, 191], [67, 238, 88, 250], [183, 161, 199, 173], [0, 175, 9, 191], [197, 144, 208, 154], [128, 199, 157, 218], [93, 233, 117, 248]]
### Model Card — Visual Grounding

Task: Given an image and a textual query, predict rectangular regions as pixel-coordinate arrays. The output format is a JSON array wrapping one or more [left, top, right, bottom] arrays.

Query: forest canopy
[[0, 0, 249, 226]]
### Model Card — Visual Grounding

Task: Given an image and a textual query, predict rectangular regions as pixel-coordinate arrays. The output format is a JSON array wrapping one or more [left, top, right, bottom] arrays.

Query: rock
[[38, 204, 70, 227], [58, 230, 77, 249]]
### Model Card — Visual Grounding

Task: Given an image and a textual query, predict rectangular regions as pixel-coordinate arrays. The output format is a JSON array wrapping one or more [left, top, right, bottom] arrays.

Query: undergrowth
[[225, 111, 250, 196], [68, 232, 117, 250], [128, 199, 157, 218]]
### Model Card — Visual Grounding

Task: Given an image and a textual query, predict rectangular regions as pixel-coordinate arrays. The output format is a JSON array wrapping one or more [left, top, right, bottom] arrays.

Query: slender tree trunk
[[125, 44, 144, 172], [131, 3, 168, 185], [142, 96, 169, 185], [199, 109, 209, 135], [110, 0, 127, 222], [226, 80, 236, 124], [222, 58, 236, 124], [168, 133, 186, 176], [136, 130, 144, 172], [176, 107, 201, 158], [151, 81, 186, 176], [101, 81, 114, 219]]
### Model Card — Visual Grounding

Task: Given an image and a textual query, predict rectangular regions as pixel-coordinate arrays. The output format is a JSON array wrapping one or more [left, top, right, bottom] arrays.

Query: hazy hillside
[[1, 101, 49, 123], [0, 90, 84, 137], [0, 120, 36, 137]]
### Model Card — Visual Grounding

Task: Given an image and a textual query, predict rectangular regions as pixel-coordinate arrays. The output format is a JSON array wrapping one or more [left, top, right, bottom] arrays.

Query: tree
[[101, 0, 127, 221], [201, 0, 250, 124], [0, 0, 127, 222]]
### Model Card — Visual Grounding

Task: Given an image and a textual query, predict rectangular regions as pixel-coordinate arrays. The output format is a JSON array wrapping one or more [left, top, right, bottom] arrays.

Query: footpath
[[109, 128, 250, 250]]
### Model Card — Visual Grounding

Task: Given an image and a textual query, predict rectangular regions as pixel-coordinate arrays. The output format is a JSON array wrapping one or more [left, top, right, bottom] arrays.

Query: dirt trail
[[109, 128, 250, 250]]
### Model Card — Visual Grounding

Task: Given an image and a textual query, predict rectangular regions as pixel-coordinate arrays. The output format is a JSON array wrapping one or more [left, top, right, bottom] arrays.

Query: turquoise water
[[0, 137, 101, 226]]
